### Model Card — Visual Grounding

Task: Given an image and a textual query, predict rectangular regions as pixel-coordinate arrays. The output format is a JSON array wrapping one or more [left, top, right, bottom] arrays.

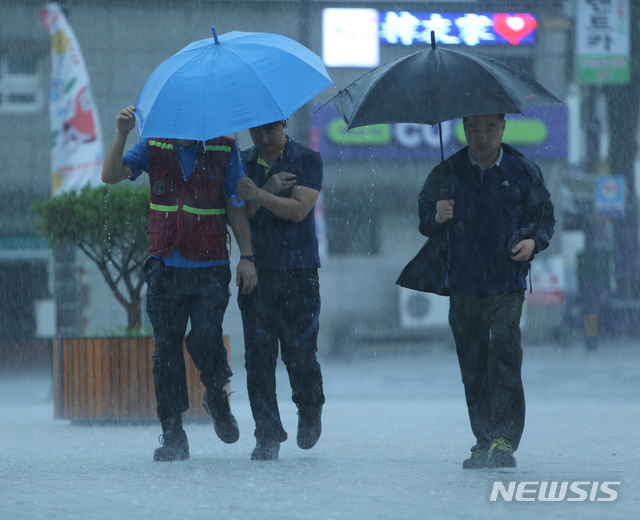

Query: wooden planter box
[[52, 336, 230, 423]]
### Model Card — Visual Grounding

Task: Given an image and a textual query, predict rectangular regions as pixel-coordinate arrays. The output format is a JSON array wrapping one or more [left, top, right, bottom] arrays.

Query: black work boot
[[251, 438, 280, 461], [203, 388, 240, 444], [297, 403, 323, 450], [154, 415, 189, 462]]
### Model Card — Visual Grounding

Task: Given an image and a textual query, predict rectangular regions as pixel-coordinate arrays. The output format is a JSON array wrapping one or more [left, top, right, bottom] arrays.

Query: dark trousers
[[449, 290, 525, 450], [238, 269, 325, 443], [145, 257, 232, 420]]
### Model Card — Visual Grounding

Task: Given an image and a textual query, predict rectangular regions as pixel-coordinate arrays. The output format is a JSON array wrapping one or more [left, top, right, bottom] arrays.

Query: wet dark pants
[[449, 290, 525, 450], [145, 257, 232, 420], [239, 269, 325, 443]]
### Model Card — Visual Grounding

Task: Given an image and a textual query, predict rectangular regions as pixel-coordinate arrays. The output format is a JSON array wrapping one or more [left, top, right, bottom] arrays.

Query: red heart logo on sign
[[493, 13, 537, 45]]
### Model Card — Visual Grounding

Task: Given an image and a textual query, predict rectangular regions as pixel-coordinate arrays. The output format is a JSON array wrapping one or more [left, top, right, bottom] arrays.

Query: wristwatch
[[240, 255, 255, 262]]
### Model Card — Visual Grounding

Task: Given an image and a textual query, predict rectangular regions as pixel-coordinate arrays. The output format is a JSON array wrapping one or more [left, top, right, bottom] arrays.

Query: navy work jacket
[[242, 137, 322, 270]]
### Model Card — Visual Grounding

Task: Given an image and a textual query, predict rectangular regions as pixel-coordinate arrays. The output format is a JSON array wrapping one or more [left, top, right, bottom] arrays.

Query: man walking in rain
[[410, 113, 554, 468], [102, 106, 257, 461], [237, 119, 325, 461]]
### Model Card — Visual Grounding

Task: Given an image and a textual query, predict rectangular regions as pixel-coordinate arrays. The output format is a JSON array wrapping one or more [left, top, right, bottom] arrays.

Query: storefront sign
[[576, 0, 630, 84], [311, 105, 568, 161], [596, 175, 625, 219], [380, 11, 537, 46]]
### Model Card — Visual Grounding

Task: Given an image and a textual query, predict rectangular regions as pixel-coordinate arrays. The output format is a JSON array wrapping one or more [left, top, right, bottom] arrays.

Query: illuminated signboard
[[380, 12, 537, 46], [310, 105, 567, 161], [323, 8, 380, 67]]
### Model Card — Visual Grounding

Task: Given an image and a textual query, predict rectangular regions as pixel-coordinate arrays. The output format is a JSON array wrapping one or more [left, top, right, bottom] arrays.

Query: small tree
[[33, 184, 150, 333]]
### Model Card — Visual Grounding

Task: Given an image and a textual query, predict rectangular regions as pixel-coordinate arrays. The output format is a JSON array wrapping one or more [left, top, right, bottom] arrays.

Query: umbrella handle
[[231, 135, 246, 207], [231, 194, 245, 208]]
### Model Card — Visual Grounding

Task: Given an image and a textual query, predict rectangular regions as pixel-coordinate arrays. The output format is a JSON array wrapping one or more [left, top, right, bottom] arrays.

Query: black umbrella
[[331, 31, 562, 162]]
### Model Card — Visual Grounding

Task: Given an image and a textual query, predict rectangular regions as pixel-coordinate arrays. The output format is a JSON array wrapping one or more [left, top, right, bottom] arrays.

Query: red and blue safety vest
[[147, 137, 233, 261]]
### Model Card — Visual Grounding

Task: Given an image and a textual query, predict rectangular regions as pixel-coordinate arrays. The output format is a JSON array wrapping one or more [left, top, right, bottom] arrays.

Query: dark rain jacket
[[396, 143, 555, 295]]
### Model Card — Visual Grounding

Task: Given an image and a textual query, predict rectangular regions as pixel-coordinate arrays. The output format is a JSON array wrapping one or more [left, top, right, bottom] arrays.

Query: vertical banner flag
[[39, 3, 103, 197]]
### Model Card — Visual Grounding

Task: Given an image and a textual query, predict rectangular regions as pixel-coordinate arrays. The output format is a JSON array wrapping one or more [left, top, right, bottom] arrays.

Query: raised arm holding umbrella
[[102, 105, 256, 462]]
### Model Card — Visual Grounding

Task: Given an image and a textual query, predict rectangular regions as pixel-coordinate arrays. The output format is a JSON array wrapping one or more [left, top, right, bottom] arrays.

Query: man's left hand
[[510, 238, 535, 262]]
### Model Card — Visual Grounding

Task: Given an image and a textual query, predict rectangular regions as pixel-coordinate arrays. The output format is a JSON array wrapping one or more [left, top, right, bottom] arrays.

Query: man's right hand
[[102, 106, 136, 184], [435, 199, 455, 225], [116, 106, 136, 135]]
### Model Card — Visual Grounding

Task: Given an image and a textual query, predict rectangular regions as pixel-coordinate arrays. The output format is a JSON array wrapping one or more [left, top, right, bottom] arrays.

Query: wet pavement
[[1, 338, 639, 519]]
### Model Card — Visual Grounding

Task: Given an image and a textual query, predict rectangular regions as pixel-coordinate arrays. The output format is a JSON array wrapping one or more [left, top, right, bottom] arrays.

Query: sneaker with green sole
[[462, 445, 489, 469], [487, 437, 517, 468]]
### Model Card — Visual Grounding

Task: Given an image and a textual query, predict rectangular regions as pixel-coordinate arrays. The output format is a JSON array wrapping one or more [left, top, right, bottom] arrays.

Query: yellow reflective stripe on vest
[[148, 140, 174, 150], [150, 203, 226, 216], [182, 205, 227, 216], [148, 142, 231, 152], [150, 203, 178, 212], [204, 145, 232, 153]]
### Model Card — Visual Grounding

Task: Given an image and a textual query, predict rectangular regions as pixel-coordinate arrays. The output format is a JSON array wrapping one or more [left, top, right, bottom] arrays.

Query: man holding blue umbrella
[[111, 27, 332, 461], [237, 119, 325, 461], [102, 106, 257, 462]]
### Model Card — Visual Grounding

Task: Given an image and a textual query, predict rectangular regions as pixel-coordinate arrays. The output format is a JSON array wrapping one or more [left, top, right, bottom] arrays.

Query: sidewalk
[[1, 339, 639, 520]]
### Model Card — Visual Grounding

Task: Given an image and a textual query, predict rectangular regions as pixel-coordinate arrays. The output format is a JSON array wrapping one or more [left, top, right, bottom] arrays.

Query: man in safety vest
[[102, 106, 257, 462]]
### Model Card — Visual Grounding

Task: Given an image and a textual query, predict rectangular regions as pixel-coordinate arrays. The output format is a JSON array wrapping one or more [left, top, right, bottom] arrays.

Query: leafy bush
[[32, 184, 150, 332]]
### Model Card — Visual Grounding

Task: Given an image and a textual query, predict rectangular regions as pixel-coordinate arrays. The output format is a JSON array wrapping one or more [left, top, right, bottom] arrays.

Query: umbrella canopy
[[135, 28, 334, 141], [332, 33, 561, 133]]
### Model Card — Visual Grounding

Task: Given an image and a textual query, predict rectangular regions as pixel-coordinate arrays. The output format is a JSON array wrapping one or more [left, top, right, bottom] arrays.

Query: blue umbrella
[[134, 28, 334, 141]]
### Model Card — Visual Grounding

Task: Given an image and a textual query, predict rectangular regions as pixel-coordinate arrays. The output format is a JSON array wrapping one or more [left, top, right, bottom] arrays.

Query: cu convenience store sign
[[310, 104, 568, 162]]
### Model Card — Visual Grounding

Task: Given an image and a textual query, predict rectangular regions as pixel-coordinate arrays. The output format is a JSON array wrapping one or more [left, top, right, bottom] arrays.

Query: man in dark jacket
[[237, 119, 325, 461], [408, 113, 554, 469]]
